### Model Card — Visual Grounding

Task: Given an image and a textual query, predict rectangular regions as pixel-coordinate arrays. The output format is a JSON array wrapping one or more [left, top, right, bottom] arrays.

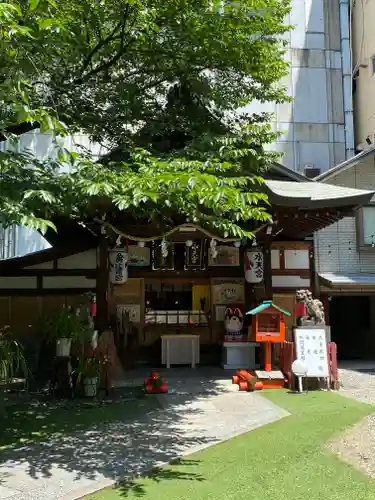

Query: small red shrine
[[246, 300, 291, 387]]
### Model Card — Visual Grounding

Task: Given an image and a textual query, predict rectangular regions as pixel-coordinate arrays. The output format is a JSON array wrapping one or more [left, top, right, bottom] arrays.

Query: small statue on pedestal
[[224, 308, 244, 341], [295, 290, 325, 326]]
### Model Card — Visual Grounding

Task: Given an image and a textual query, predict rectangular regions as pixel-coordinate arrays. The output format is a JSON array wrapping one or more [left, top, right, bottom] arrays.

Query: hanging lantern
[[109, 249, 128, 284], [161, 238, 168, 258], [210, 239, 218, 259], [245, 250, 264, 283], [89, 293, 97, 317]]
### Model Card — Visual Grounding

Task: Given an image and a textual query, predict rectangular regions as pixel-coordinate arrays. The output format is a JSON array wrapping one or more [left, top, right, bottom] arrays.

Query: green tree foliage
[[0, 0, 291, 237]]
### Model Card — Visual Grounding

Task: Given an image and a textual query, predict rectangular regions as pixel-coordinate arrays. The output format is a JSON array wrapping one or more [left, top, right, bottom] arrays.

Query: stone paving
[[0, 368, 288, 500]]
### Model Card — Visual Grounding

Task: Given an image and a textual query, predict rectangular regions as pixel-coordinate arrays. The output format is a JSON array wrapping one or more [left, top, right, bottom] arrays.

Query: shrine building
[[0, 165, 372, 369]]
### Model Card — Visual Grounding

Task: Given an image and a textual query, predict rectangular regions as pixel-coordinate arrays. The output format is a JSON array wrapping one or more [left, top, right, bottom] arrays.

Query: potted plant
[[0, 325, 28, 382], [75, 356, 101, 397], [42, 307, 91, 357]]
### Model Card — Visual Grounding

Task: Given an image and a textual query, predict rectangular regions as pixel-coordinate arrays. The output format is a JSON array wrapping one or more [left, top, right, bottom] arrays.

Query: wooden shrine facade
[[0, 169, 373, 363]]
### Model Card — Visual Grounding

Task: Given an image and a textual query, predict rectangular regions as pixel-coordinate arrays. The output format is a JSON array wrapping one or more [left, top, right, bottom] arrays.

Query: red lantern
[[90, 301, 97, 317]]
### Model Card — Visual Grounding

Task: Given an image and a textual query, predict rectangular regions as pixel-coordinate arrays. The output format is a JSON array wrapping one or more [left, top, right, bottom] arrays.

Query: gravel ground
[[327, 363, 375, 477], [337, 364, 375, 405], [328, 415, 375, 478]]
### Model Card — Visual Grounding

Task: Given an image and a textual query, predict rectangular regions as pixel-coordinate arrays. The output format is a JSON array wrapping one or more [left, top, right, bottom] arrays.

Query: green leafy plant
[[0, 0, 292, 238], [75, 356, 101, 382], [0, 325, 28, 382], [41, 307, 91, 342]]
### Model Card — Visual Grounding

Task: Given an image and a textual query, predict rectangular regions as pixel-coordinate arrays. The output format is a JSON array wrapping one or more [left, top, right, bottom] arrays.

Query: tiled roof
[[315, 146, 375, 182], [263, 180, 374, 208], [319, 273, 375, 287]]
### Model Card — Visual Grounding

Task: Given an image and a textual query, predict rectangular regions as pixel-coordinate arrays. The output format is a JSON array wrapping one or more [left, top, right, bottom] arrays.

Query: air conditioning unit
[[303, 164, 321, 179]]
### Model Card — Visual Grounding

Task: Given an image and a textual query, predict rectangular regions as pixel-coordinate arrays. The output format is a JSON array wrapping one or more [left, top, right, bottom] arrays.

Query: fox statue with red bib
[[224, 308, 244, 342]]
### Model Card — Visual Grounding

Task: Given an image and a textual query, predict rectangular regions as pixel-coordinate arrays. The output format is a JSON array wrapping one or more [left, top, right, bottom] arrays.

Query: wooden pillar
[[321, 294, 330, 325], [264, 342, 272, 372], [263, 237, 273, 300], [245, 282, 254, 311], [309, 244, 319, 298], [96, 232, 109, 332], [243, 247, 254, 311]]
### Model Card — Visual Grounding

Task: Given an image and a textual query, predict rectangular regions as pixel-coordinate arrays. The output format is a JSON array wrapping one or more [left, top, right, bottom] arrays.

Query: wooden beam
[[129, 267, 244, 279], [143, 277, 210, 285], [279, 249, 285, 270], [0, 243, 96, 274], [2, 269, 97, 277], [272, 241, 312, 250], [0, 288, 96, 296], [310, 247, 317, 297], [96, 234, 109, 332], [36, 275, 43, 290], [272, 269, 311, 278], [263, 237, 273, 300], [320, 294, 330, 325]]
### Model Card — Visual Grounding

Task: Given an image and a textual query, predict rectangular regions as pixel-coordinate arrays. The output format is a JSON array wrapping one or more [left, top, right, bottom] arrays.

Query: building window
[[144, 281, 210, 325], [357, 206, 375, 248], [372, 55, 375, 76]]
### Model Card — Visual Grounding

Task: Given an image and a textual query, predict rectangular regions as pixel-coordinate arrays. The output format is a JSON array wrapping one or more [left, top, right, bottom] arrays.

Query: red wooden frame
[[280, 341, 339, 390]]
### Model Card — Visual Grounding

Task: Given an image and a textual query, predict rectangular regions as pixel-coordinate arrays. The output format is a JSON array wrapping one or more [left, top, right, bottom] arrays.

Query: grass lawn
[[86, 391, 375, 500], [0, 390, 157, 450]]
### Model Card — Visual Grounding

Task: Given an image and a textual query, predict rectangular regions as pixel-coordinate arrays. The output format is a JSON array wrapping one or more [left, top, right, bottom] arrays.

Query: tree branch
[[78, 4, 131, 81], [80, 24, 121, 76]]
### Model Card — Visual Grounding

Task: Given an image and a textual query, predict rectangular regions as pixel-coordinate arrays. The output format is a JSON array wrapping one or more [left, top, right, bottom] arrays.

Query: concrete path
[[0, 369, 288, 500]]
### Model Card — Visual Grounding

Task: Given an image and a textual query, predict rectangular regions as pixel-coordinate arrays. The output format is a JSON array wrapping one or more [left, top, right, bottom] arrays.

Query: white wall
[[242, 0, 351, 174], [0, 225, 51, 260], [0, 130, 107, 161], [315, 156, 375, 275], [0, 131, 107, 260], [352, 0, 375, 149]]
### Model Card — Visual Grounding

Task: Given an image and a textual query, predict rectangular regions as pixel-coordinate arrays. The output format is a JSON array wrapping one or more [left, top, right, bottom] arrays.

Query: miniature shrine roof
[[246, 300, 291, 316]]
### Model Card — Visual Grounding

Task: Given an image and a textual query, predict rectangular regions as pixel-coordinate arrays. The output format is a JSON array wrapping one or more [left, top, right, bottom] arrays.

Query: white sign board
[[294, 328, 329, 378]]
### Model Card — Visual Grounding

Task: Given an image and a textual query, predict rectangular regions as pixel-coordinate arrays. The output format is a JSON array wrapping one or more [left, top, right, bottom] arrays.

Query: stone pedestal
[[221, 342, 258, 370], [50, 357, 75, 398]]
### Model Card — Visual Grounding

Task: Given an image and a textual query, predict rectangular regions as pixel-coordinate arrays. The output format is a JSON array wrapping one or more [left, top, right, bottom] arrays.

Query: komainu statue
[[295, 289, 325, 326]]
